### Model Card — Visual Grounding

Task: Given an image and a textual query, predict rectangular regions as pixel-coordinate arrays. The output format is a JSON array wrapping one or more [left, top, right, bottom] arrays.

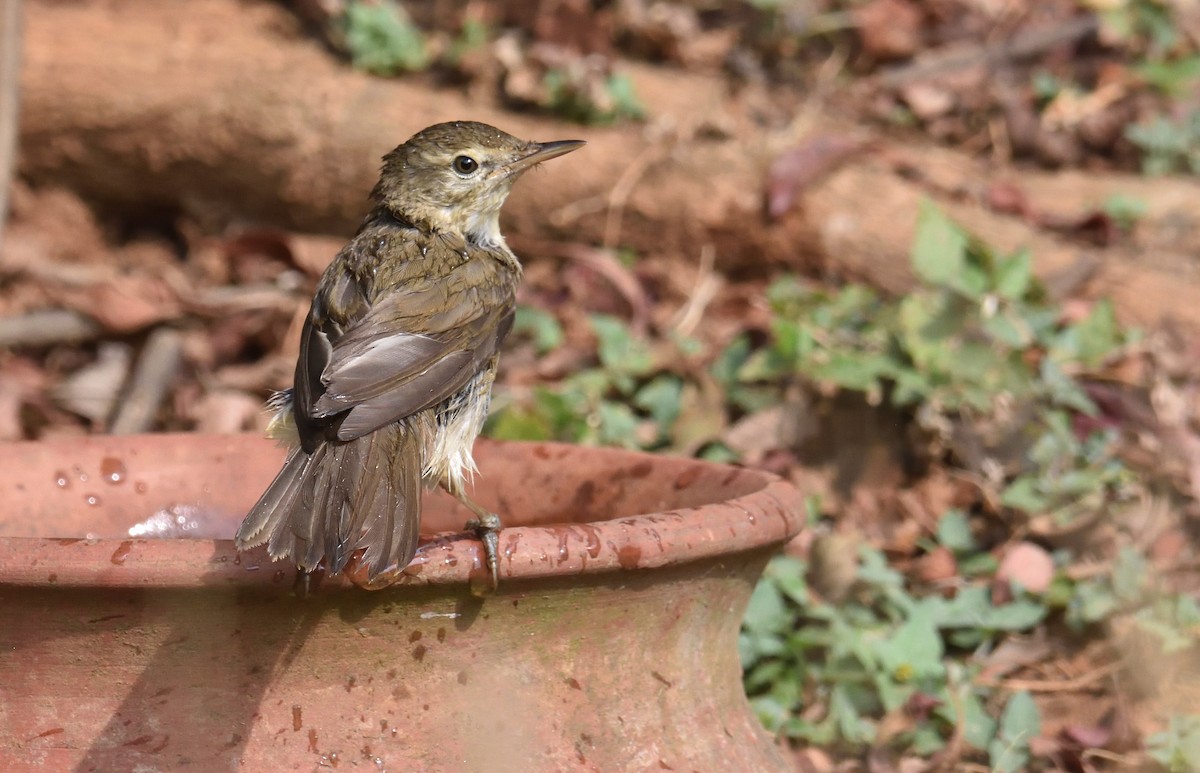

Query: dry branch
[[0, 0, 22, 255], [110, 327, 184, 435]]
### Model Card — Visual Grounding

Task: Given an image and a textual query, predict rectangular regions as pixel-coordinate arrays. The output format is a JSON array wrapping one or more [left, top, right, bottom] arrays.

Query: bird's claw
[[465, 512, 502, 591]]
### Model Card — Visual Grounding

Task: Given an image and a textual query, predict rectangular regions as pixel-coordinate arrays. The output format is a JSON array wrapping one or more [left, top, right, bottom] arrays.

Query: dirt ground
[[5, 0, 1200, 770]]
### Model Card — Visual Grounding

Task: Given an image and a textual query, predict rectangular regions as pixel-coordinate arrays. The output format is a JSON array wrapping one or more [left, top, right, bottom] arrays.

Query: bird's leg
[[445, 485, 502, 590]]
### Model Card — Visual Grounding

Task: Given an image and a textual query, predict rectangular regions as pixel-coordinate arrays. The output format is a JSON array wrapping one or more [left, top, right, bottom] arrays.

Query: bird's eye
[[452, 155, 479, 175]]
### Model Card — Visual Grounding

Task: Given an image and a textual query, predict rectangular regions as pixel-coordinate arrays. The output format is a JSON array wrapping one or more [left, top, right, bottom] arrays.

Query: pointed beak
[[507, 139, 586, 175]]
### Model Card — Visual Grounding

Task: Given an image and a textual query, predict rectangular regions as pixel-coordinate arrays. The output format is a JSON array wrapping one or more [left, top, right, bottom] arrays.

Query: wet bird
[[235, 121, 584, 588]]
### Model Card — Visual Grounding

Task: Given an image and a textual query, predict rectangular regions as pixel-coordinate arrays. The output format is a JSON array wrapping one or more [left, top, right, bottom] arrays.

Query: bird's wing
[[294, 241, 515, 445]]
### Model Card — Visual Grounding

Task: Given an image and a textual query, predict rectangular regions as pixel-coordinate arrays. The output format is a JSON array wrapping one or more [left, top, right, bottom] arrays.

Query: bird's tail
[[236, 408, 422, 579]]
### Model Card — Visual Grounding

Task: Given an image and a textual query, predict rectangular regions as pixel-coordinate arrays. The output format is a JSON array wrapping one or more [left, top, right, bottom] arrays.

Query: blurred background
[[4, 0, 1200, 769]]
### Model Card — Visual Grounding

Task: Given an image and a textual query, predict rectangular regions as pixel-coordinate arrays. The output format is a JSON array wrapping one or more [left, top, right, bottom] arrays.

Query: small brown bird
[[235, 121, 583, 587]]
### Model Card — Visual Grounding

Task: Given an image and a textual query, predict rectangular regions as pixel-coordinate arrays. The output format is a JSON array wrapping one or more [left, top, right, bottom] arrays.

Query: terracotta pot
[[0, 434, 803, 771]]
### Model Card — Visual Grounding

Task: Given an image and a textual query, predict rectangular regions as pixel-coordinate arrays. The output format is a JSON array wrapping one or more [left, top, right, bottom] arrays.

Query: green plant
[[1104, 193, 1148, 231], [1148, 715, 1200, 773], [738, 202, 1133, 529], [544, 70, 645, 125], [1126, 112, 1200, 175], [486, 204, 1189, 766], [343, 0, 430, 75], [740, 548, 1045, 757], [445, 18, 490, 67], [1093, 0, 1182, 61], [489, 313, 689, 449]]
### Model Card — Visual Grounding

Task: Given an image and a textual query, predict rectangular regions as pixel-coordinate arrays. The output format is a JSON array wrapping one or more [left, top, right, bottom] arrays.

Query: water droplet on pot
[[110, 540, 133, 565], [54, 471, 70, 488], [84, 494, 101, 507], [134, 481, 148, 494], [100, 457, 127, 484]]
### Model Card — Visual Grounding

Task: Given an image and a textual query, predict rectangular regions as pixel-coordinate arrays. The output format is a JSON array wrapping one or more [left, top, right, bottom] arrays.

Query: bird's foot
[[465, 512, 502, 592], [292, 565, 326, 599]]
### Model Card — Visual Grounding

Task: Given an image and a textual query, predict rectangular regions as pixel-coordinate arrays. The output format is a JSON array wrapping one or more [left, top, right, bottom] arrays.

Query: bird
[[235, 121, 584, 590]]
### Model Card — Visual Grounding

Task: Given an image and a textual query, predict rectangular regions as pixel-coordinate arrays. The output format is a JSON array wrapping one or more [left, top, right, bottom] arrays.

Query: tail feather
[[236, 423, 423, 578], [357, 428, 420, 574]]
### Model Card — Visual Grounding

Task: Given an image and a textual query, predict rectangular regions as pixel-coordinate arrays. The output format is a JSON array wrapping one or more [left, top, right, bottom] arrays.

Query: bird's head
[[372, 121, 584, 248]]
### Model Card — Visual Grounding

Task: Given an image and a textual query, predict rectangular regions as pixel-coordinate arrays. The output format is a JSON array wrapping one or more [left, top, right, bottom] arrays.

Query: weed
[[343, 0, 429, 75]]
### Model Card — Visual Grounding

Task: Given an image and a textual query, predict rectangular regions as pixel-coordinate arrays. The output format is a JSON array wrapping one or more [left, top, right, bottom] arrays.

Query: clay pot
[[0, 434, 803, 771]]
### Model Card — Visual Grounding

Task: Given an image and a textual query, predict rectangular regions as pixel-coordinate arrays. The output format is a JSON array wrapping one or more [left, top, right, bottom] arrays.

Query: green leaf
[[1104, 193, 1147, 230], [979, 599, 1048, 631], [807, 351, 893, 392], [1071, 299, 1121, 366], [712, 335, 752, 387], [989, 691, 1040, 773], [926, 587, 1045, 632], [743, 577, 791, 635], [994, 249, 1034, 300], [589, 314, 653, 377], [1112, 545, 1148, 602], [1001, 477, 1049, 513], [604, 72, 646, 121], [830, 684, 876, 744], [1148, 714, 1200, 773], [767, 556, 810, 606], [981, 309, 1031, 348], [595, 401, 640, 446], [957, 689, 999, 750], [937, 509, 976, 553], [1067, 580, 1118, 628], [912, 201, 968, 288], [486, 406, 550, 441], [344, 0, 430, 74], [878, 605, 945, 683], [633, 375, 683, 428], [1137, 56, 1200, 96], [512, 306, 564, 354], [958, 552, 999, 577]]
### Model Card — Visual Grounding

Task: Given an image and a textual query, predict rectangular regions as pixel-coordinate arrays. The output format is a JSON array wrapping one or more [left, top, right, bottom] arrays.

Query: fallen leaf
[[1061, 723, 1111, 749], [192, 389, 266, 433], [914, 545, 958, 584], [853, 0, 924, 60], [996, 541, 1055, 594], [53, 343, 132, 424], [766, 135, 868, 220], [51, 276, 183, 333], [899, 82, 954, 121]]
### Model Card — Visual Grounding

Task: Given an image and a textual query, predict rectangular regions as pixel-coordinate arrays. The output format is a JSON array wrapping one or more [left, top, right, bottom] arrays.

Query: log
[[15, 0, 1200, 335], [803, 144, 1200, 333], [16, 0, 812, 271]]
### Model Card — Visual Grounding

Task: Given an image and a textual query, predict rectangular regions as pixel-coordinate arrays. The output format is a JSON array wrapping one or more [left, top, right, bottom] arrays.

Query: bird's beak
[[507, 139, 586, 175]]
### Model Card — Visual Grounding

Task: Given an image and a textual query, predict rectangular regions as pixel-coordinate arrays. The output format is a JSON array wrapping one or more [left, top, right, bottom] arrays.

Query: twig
[[0, 0, 23, 257], [602, 139, 670, 250], [671, 245, 720, 338], [562, 243, 653, 335], [879, 15, 1100, 88], [975, 660, 1121, 693], [110, 327, 184, 435], [0, 309, 101, 348]]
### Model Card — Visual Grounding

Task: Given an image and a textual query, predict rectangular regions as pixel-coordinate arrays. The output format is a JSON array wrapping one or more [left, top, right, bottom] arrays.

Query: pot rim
[[0, 434, 804, 591]]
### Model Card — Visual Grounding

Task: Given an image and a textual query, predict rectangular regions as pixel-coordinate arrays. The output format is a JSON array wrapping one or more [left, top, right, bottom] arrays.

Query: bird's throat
[[462, 208, 507, 251]]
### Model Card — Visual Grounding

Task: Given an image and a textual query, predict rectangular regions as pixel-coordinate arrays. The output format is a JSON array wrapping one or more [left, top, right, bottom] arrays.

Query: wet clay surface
[[0, 434, 799, 586], [0, 434, 802, 770]]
